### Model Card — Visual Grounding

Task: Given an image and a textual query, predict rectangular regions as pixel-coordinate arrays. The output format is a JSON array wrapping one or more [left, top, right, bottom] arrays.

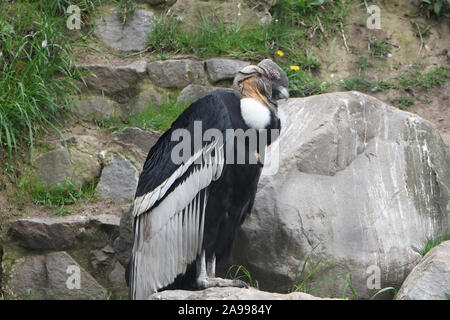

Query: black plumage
[[128, 60, 288, 299]]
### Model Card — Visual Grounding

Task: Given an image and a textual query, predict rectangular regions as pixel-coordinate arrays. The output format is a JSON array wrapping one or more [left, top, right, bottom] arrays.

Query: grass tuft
[[0, 1, 90, 161]]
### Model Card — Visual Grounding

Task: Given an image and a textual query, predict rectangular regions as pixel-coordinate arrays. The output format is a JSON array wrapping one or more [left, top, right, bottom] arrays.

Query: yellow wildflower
[[276, 50, 284, 57], [290, 65, 300, 71]]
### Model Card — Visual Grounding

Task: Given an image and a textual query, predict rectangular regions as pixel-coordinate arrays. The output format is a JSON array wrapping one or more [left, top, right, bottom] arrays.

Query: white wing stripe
[[133, 143, 215, 218], [131, 140, 226, 299]]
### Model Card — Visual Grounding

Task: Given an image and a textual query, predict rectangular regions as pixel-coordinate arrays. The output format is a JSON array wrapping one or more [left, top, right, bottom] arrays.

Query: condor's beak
[[274, 86, 290, 100]]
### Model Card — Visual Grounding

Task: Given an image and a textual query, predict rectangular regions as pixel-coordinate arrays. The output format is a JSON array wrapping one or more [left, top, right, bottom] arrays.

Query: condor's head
[[233, 59, 289, 130]]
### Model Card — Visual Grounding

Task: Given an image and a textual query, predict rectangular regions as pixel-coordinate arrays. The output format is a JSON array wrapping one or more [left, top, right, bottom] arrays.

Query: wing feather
[[130, 91, 234, 299]]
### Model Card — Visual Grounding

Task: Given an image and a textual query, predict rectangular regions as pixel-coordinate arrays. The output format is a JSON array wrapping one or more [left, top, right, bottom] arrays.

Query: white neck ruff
[[240, 98, 271, 129]]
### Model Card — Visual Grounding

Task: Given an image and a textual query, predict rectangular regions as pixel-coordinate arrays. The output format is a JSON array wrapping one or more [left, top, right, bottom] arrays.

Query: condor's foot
[[197, 277, 249, 289]]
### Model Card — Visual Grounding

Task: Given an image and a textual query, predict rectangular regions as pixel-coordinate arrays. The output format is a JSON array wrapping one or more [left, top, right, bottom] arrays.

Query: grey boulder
[[205, 58, 250, 83], [146, 59, 206, 88], [94, 8, 155, 52], [176, 84, 222, 104], [6, 251, 107, 300], [396, 240, 450, 300], [96, 155, 139, 201], [231, 91, 450, 299], [149, 287, 340, 300]]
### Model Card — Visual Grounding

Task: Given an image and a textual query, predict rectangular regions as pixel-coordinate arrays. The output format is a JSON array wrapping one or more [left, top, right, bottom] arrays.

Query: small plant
[[115, 0, 136, 26], [393, 96, 415, 110], [226, 265, 259, 289], [412, 0, 450, 17], [369, 39, 391, 59], [397, 65, 450, 92], [16, 175, 97, 215], [0, 1, 86, 160], [127, 99, 190, 132], [340, 77, 371, 91]]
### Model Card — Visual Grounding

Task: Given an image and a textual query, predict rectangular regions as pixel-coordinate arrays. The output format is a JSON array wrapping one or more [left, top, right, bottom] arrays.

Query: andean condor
[[127, 59, 289, 299]]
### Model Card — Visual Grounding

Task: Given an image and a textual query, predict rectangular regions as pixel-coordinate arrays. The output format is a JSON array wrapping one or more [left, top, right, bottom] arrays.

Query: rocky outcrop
[[6, 251, 107, 300], [146, 59, 206, 88], [96, 155, 140, 201], [8, 215, 120, 251], [31, 128, 157, 203], [231, 91, 450, 299], [78, 61, 147, 104], [176, 84, 222, 104], [396, 240, 450, 300], [33, 136, 102, 188], [94, 8, 155, 52], [205, 59, 250, 83], [149, 287, 340, 300], [72, 95, 122, 120], [2, 214, 126, 299]]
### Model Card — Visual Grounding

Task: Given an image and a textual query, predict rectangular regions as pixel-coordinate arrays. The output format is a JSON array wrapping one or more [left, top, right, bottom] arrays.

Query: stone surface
[[8, 214, 120, 251], [78, 60, 146, 103], [72, 95, 122, 119], [90, 245, 115, 276], [205, 58, 250, 83], [8, 216, 88, 251], [34, 144, 101, 188], [113, 205, 134, 268], [146, 59, 206, 88], [107, 260, 129, 298], [176, 84, 222, 104], [96, 155, 139, 201], [132, 81, 169, 114], [149, 287, 340, 300], [231, 91, 450, 299], [396, 241, 450, 300], [114, 127, 159, 154], [94, 8, 155, 52], [7, 251, 107, 300]]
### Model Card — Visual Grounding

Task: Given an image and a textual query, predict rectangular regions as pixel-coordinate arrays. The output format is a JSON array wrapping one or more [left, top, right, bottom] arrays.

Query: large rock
[[231, 91, 450, 299], [176, 84, 222, 104], [72, 95, 122, 120], [113, 205, 134, 268], [147, 59, 206, 88], [132, 81, 169, 114], [94, 8, 155, 52], [6, 251, 107, 300], [149, 287, 340, 300], [205, 59, 250, 83], [8, 214, 120, 251], [34, 140, 101, 188], [96, 155, 139, 201], [396, 240, 450, 300], [78, 61, 146, 103], [114, 127, 159, 154]]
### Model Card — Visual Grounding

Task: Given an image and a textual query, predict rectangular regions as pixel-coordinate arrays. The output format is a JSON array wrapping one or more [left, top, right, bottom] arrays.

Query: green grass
[[397, 65, 450, 92], [368, 39, 391, 59], [114, 0, 136, 26], [147, 0, 348, 97], [226, 265, 259, 289], [148, 13, 283, 60], [0, 1, 94, 161], [16, 175, 97, 216], [96, 98, 191, 133], [392, 96, 415, 110], [422, 200, 450, 255]]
